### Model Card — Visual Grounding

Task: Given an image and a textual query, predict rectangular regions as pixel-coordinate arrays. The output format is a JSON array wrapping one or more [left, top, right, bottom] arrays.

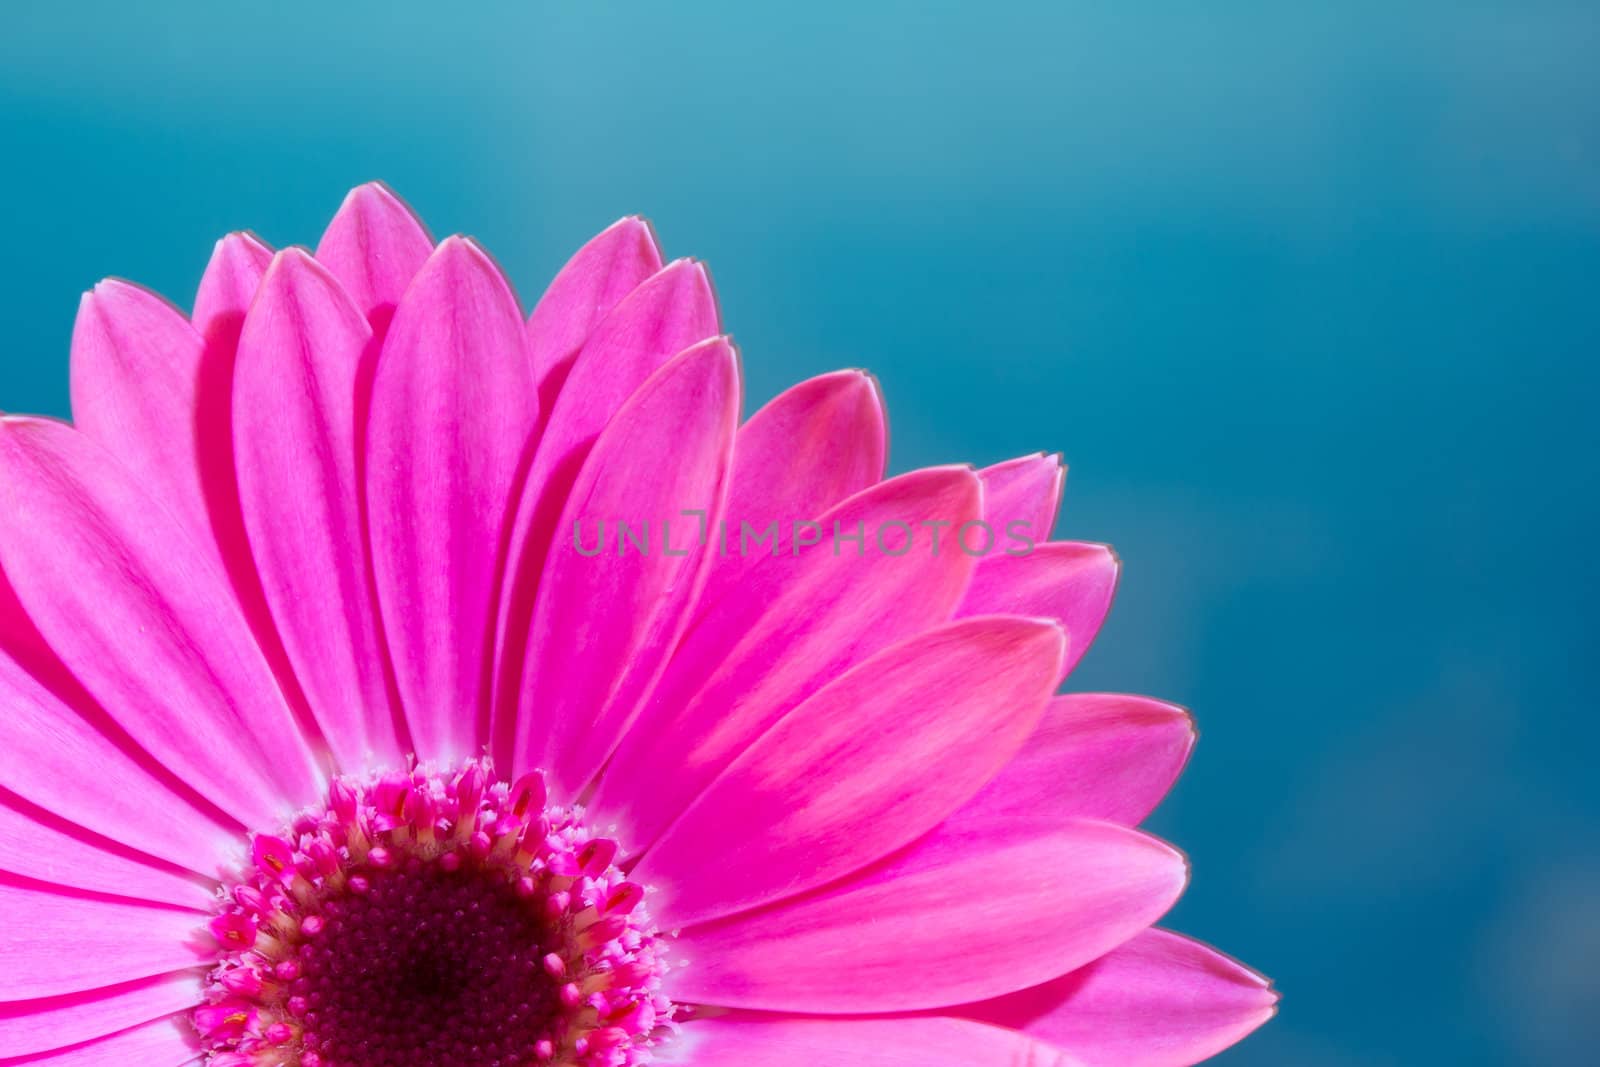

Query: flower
[[0, 183, 1274, 1066]]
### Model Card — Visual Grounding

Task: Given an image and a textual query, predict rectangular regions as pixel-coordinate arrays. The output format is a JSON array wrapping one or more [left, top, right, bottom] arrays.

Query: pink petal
[[960, 694, 1195, 828], [233, 249, 404, 772], [673, 817, 1187, 1013], [642, 616, 1065, 928], [313, 181, 434, 336], [366, 237, 537, 762], [671, 1015, 1083, 1067], [0, 418, 323, 826], [0, 1013, 198, 1066], [0, 971, 203, 1058], [980, 453, 1065, 545], [961, 928, 1277, 1067], [526, 215, 664, 408], [694, 369, 888, 616], [592, 466, 983, 851], [958, 541, 1120, 680], [0, 879, 209, 1000], [511, 338, 740, 797], [0, 643, 236, 879], [492, 259, 718, 729], [68, 282, 211, 548], [189, 232, 293, 684], [192, 231, 273, 350], [528, 259, 717, 485], [0, 792, 214, 911], [191, 233, 277, 533]]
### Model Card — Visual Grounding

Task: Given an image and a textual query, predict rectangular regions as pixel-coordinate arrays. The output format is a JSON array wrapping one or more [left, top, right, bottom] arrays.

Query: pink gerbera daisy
[[0, 184, 1274, 1066]]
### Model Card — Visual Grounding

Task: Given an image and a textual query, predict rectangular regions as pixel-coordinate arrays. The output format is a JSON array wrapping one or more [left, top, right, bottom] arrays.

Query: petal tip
[[78, 278, 183, 327], [679, 334, 744, 384], [422, 236, 522, 310], [86, 277, 134, 302], [265, 244, 319, 277], [338, 180, 428, 232], [215, 229, 271, 252], [608, 213, 661, 246], [839, 367, 885, 400], [676, 255, 716, 289], [672, 256, 711, 283], [1011, 614, 1072, 666]]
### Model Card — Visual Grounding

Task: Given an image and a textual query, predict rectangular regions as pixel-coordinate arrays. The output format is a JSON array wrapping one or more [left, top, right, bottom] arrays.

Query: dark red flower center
[[294, 859, 557, 1065], [196, 761, 670, 1067]]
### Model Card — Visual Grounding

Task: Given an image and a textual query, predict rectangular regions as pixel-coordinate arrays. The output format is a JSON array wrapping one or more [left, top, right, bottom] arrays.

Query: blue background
[[3, 3, 1596, 1063]]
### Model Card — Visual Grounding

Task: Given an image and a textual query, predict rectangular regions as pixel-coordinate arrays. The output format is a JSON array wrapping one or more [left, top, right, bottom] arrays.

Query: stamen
[[196, 760, 672, 1067]]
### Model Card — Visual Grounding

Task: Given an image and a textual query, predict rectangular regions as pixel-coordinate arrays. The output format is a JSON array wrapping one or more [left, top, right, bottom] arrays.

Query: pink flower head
[[0, 183, 1274, 1065]]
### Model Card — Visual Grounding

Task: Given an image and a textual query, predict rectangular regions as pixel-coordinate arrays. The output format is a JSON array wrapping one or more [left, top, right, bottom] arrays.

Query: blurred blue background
[[3, 2, 1596, 1063]]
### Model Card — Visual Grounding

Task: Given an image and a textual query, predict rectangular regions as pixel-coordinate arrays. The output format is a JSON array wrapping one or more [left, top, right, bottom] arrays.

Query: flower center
[[197, 761, 670, 1067]]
